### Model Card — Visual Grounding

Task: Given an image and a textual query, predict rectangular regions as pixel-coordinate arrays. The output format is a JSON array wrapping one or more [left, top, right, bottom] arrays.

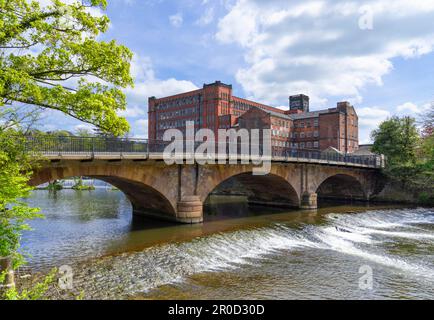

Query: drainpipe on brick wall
[[198, 93, 202, 129], [345, 111, 348, 154]]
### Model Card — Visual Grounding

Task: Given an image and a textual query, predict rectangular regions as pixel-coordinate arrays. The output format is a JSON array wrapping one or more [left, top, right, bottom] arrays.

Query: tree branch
[[33, 79, 78, 92], [1, 10, 63, 45], [4, 96, 109, 132]]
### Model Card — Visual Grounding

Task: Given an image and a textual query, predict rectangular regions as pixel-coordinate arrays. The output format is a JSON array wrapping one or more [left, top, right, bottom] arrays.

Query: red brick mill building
[[148, 81, 359, 154]]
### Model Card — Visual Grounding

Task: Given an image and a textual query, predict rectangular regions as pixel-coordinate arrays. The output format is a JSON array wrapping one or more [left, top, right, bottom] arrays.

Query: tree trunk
[[0, 256, 15, 295]]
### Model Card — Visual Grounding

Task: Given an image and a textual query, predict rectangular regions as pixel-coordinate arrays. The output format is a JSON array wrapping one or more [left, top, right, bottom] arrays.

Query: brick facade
[[148, 81, 359, 153]]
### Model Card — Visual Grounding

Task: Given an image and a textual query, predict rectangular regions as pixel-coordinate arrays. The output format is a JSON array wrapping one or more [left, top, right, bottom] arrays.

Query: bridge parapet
[[25, 135, 385, 169]]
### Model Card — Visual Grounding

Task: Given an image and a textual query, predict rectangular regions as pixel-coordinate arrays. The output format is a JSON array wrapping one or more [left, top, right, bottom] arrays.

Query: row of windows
[[297, 131, 319, 139], [220, 92, 230, 101], [272, 130, 290, 138], [158, 107, 197, 120], [272, 130, 320, 139], [294, 119, 319, 128], [156, 95, 200, 110], [158, 104, 217, 122], [273, 140, 291, 147], [158, 119, 197, 130], [221, 102, 230, 115], [299, 141, 319, 149], [272, 119, 292, 128], [233, 101, 258, 112], [272, 140, 320, 149]]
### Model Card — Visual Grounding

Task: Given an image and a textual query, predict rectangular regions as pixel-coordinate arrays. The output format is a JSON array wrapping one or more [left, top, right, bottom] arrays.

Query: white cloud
[[131, 119, 148, 139], [196, 7, 215, 26], [127, 53, 198, 103], [74, 124, 95, 134], [216, 0, 434, 106], [357, 106, 391, 143], [130, 54, 155, 82], [396, 102, 419, 114], [128, 79, 198, 101], [123, 53, 198, 137], [118, 106, 145, 118], [169, 13, 183, 28], [396, 102, 431, 116], [357, 101, 433, 143]]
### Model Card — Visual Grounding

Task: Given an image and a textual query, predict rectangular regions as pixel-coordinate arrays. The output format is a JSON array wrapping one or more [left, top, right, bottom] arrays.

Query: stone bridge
[[29, 153, 384, 224]]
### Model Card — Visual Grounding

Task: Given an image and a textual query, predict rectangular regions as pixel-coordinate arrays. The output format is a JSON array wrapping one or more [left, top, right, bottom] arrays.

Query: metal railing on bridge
[[24, 135, 385, 168]]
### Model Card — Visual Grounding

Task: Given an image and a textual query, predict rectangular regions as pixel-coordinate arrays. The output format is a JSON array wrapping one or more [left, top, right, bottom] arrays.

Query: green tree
[[371, 116, 419, 166], [75, 127, 94, 137], [0, 130, 42, 267], [1, 0, 134, 299], [372, 115, 433, 200], [0, 0, 133, 136]]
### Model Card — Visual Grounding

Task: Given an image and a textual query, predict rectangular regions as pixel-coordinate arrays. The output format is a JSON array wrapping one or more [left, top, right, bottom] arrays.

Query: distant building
[[148, 81, 359, 153], [353, 144, 374, 156]]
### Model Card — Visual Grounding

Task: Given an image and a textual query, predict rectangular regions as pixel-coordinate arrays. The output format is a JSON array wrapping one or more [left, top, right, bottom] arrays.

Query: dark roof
[[242, 103, 353, 121], [245, 106, 292, 120], [289, 110, 329, 120], [253, 106, 331, 121], [263, 108, 293, 120]]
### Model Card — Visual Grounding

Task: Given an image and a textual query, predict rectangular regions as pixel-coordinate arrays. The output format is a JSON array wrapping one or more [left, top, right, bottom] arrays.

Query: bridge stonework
[[30, 160, 382, 224]]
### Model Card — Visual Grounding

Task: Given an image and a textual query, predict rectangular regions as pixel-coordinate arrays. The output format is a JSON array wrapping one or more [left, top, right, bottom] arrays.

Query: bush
[[418, 192, 434, 206]]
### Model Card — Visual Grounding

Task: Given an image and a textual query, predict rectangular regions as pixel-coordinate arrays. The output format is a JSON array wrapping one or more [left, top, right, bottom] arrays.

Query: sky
[[36, 0, 434, 143]]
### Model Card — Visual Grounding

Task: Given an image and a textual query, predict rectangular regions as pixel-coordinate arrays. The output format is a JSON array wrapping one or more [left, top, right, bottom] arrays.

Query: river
[[21, 189, 434, 300]]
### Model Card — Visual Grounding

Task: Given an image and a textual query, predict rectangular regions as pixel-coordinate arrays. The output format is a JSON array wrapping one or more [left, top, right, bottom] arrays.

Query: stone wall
[[372, 179, 434, 205]]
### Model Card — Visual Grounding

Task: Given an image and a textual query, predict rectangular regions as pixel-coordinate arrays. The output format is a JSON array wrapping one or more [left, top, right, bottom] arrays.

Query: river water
[[21, 189, 434, 300]]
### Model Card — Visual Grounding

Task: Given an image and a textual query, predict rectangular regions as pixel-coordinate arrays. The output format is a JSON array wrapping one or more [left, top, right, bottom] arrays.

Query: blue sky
[[38, 0, 434, 143]]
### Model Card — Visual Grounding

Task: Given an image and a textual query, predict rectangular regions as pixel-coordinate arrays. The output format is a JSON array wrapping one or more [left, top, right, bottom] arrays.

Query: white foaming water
[[314, 208, 434, 280], [75, 208, 434, 298], [75, 225, 320, 297], [313, 230, 434, 279], [361, 229, 434, 240], [328, 208, 434, 231], [322, 226, 375, 244], [327, 209, 434, 242]]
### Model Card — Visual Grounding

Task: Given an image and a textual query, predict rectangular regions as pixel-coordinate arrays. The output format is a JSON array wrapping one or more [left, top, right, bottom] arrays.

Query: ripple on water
[[21, 192, 434, 300], [61, 208, 434, 300]]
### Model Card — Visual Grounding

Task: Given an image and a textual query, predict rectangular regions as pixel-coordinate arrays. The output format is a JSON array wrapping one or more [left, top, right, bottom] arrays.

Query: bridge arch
[[29, 164, 178, 220], [29, 160, 383, 224], [197, 165, 301, 209], [315, 173, 366, 201]]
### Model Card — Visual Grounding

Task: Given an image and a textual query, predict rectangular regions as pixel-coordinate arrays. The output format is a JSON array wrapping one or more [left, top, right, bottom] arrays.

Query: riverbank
[[372, 179, 434, 206]]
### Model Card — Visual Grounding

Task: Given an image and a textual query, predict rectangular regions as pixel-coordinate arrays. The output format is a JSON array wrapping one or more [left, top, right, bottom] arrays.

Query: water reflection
[[205, 195, 290, 221]]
